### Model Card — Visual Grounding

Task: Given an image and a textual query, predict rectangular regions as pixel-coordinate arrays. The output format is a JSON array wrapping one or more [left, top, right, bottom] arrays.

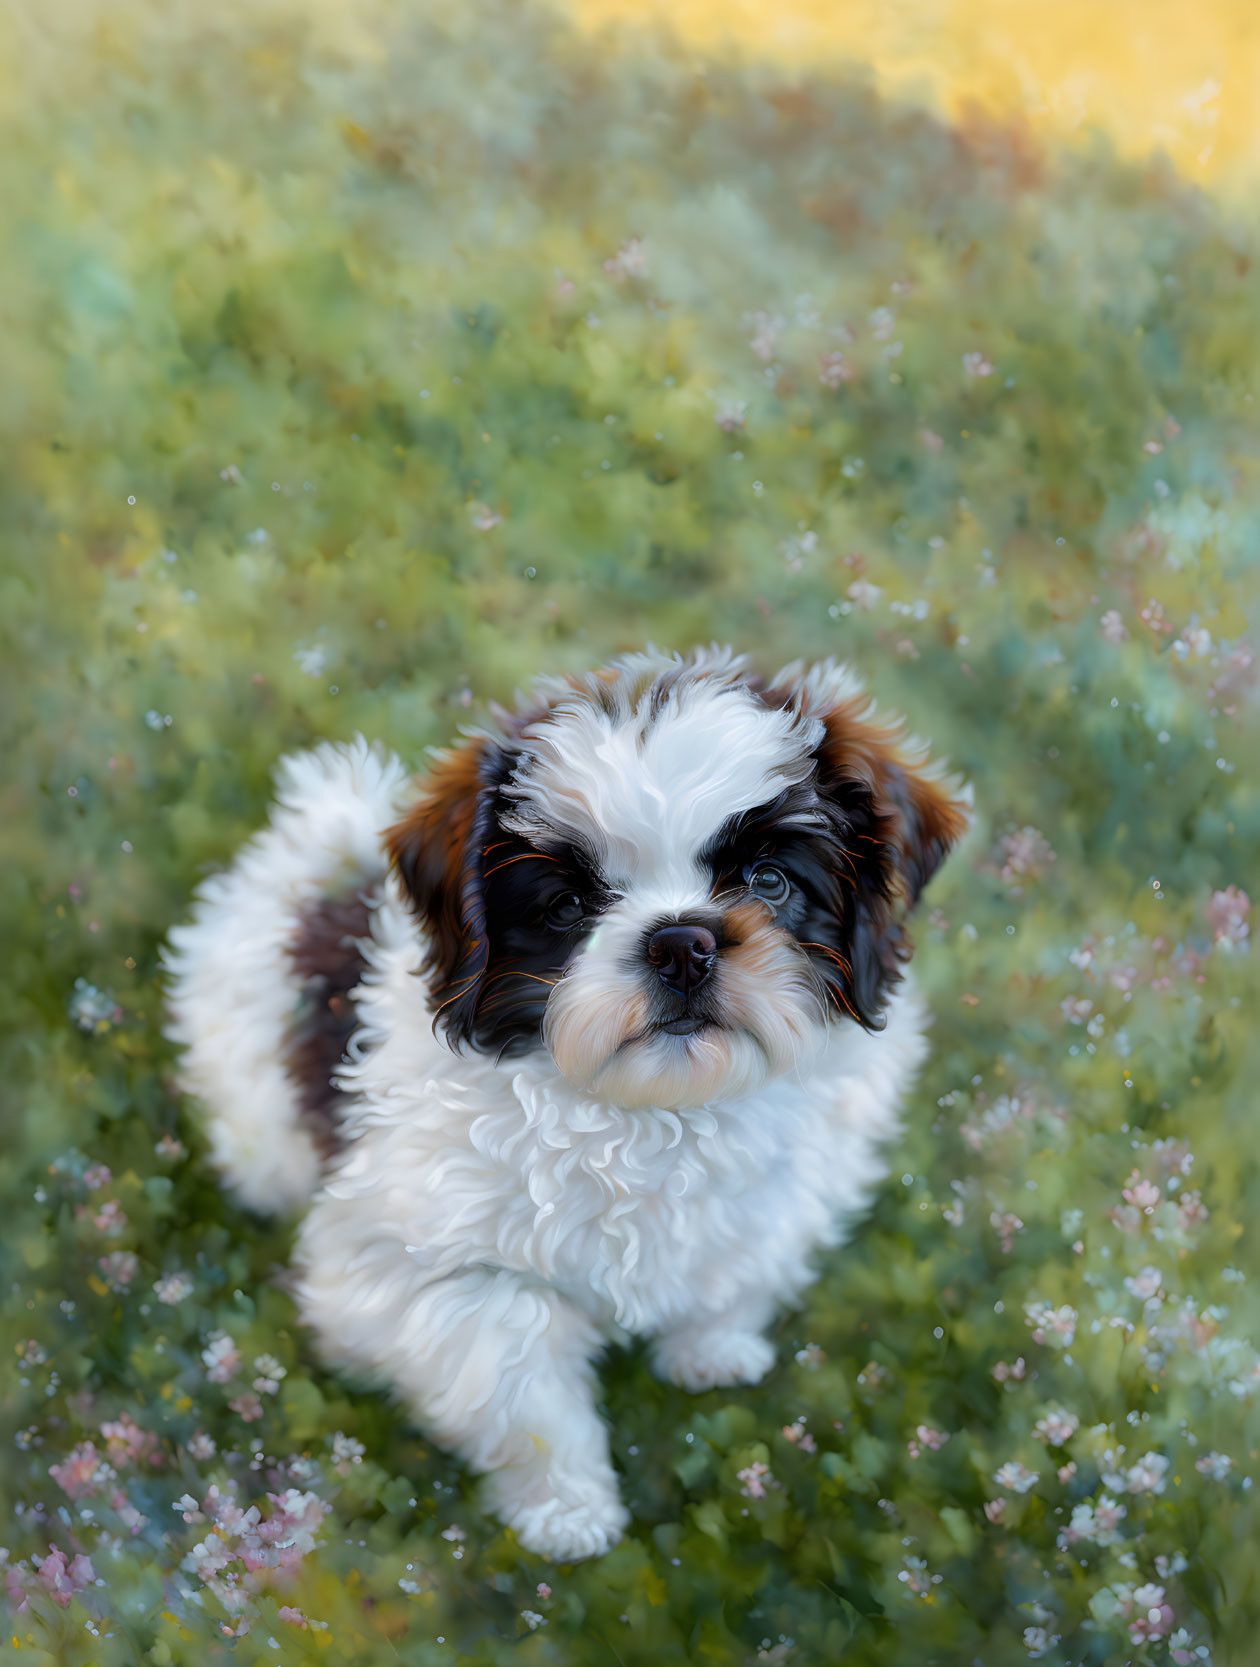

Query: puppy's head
[[386, 648, 969, 1109]]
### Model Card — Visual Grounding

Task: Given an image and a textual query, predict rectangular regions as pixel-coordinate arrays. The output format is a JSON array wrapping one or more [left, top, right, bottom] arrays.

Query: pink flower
[[714, 402, 747, 433], [993, 1461, 1038, 1494], [737, 1461, 773, 1499], [999, 826, 1056, 883], [992, 1358, 1027, 1383], [1057, 1461, 1077, 1483], [1176, 1189, 1209, 1232], [962, 351, 994, 377], [1033, 1411, 1078, 1447], [1024, 1301, 1077, 1347], [1124, 1452, 1170, 1495], [34, 1546, 96, 1607], [1195, 1451, 1232, 1480], [747, 311, 783, 362], [278, 1606, 309, 1627], [153, 1271, 194, 1305], [1122, 1172, 1161, 1211], [782, 1421, 817, 1453], [983, 1498, 1007, 1523], [92, 1199, 127, 1235], [82, 1164, 112, 1191], [1207, 885, 1250, 950], [819, 351, 856, 389], [229, 1393, 264, 1423], [49, 1442, 111, 1499], [1100, 609, 1129, 643], [1123, 1265, 1164, 1301], [1128, 1583, 1175, 1643], [603, 238, 646, 280], [536, 1582, 552, 1600], [100, 1413, 157, 1465], [990, 1211, 1024, 1253], [202, 1332, 241, 1384], [98, 1251, 139, 1289]]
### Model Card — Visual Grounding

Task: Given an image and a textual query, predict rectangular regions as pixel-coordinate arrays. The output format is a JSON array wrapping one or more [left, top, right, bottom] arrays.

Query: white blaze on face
[[507, 675, 831, 1109]]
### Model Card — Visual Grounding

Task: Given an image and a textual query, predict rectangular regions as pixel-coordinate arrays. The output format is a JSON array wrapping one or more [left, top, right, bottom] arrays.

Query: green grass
[[2, 1, 1259, 1661]]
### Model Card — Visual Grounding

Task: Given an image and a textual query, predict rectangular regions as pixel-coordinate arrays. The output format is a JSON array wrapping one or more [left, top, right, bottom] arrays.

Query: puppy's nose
[[647, 923, 717, 996]]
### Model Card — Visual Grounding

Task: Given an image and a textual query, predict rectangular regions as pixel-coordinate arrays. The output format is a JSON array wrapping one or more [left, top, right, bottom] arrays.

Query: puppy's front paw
[[484, 1469, 629, 1562], [652, 1327, 775, 1392]]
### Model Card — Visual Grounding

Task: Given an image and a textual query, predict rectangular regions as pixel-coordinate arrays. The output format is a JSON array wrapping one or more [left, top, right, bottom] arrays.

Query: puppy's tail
[[163, 737, 412, 1214]]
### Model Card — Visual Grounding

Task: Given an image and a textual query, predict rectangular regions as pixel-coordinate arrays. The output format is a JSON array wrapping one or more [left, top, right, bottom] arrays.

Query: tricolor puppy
[[165, 647, 969, 1561]]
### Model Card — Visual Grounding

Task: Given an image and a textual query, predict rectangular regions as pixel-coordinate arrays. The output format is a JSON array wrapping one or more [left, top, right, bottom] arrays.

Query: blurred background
[[2, 0, 1258, 1661]]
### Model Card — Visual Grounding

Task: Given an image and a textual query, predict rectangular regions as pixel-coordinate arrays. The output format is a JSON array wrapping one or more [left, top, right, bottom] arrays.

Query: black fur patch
[[284, 890, 373, 1158]]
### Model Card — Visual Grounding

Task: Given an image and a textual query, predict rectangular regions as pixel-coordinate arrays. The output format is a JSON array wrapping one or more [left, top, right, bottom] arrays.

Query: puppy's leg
[[302, 1253, 626, 1560], [650, 1294, 779, 1392]]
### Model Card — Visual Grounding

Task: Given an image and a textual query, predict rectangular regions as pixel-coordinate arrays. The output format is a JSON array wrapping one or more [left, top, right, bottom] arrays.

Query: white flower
[[153, 1271, 194, 1305], [1124, 1452, 1170, 1495], [994, 1461, 1039, 1494], [1033, 1411, 1079, 1447], [846, 579, 883, 610], [1194, 1451, 1232, 1480], [1124, 1266, 1164, 1301]]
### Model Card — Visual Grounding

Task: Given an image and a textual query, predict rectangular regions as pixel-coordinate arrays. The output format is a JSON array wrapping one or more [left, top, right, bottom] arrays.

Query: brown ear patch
[[806, 693, 969, 1028], [383, 736, 502, 1034], [284, 890, 374, 1160], [817, 701, 970, 908]]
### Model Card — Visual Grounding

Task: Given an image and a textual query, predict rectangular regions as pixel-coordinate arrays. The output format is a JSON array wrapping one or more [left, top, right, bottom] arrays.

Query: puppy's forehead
[[503, 676, 823, 884]]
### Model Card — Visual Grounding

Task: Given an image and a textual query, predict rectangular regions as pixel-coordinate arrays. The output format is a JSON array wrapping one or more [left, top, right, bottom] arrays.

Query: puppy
[[164, 646, 969, 1561]]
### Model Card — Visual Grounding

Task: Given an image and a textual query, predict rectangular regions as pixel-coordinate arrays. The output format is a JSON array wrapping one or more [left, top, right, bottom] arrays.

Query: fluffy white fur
[[164, 648, 956, 1562]]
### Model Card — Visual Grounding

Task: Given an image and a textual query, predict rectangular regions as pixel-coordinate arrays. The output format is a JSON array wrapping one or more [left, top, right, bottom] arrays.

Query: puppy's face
[[386, 651, 969, 1110]]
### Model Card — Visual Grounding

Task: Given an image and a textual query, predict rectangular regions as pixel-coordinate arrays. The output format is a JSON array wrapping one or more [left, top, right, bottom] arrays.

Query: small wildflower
[[153, 1271, 194, 1305], [1024, 1301, 1077, 1348], [1124, 1266, 1164, 1301], [603, 238, 646, 280], [819, 350, 855, 388], [1207, 886, 1250, 950], [186, 1430, 217, 1461], [202, 1332, 241, 1384], [1033, 1411, 1079, 1447], [229, 1393, 264, 1423], [963, 350, 995, 377], [990, 1211, 1024, 1253], [98, 1250, 139, 1290], [467, 500, 502, 531], [252, 1354, 287, 1395], [994, 1461, 1039, 1494], [330, 1432, 366, 1472], [1100, 609, 1129, 643], [1124, 1452, 1170, 1495], [1195, 1451, 1232, 1480], [1000, 826, 1056, 883], [984, 1498, 1007, 1523], [521, 1609, 546, 1630], [1122, 1172, 1162, 1211], [737, 1461, 773, 1499]]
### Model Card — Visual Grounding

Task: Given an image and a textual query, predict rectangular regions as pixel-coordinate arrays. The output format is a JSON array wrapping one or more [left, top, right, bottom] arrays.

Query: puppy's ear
[[774, 660, 971, 1029], [383, 737, 510, 1044]]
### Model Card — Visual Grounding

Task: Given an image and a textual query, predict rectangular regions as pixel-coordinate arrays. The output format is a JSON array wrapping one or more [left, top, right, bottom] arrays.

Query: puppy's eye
[[746, 865, 790, 906], [545, 892, 586, 931]]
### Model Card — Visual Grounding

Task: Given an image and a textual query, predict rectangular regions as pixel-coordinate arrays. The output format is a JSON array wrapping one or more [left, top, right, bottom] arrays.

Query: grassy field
[[2, 1, 1259, 1661]]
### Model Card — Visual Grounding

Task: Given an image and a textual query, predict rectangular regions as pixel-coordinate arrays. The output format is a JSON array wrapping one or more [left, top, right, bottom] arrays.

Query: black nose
[[647, 923, 717, 996]]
